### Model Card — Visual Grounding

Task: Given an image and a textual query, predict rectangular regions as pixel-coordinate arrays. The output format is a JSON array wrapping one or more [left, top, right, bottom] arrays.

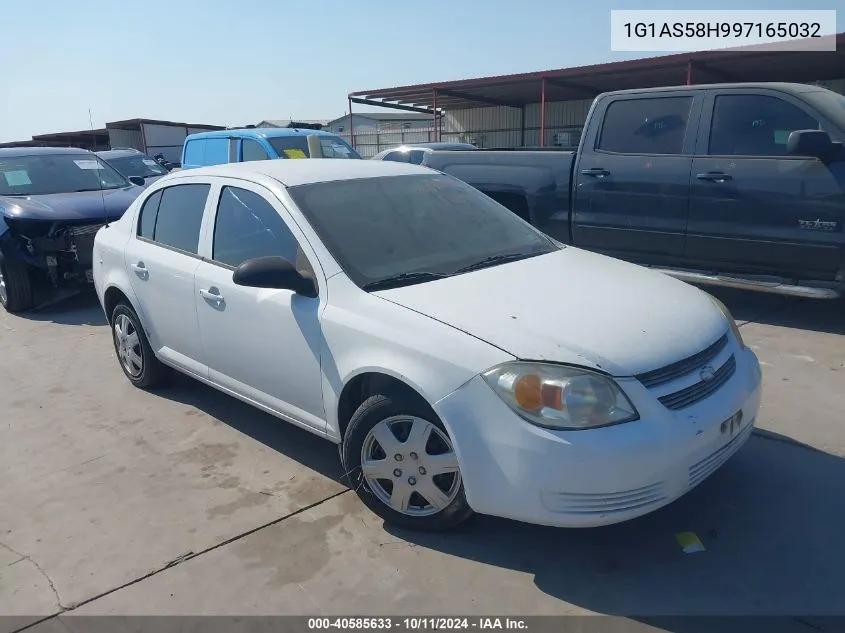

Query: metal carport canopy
[[349, 32, 845, 113]]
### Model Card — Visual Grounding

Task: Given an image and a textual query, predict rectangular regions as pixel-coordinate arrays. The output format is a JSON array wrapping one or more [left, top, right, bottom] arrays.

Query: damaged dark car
[[0, 147, 145, 312]]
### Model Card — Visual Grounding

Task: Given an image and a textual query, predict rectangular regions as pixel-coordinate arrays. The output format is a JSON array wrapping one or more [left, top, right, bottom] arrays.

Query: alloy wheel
[[113, 313, 143, 377]]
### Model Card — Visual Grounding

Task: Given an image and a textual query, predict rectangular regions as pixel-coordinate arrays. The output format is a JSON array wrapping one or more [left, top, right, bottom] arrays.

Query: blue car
[[181, 127, 361, 169], [0, 147, 145, 312]]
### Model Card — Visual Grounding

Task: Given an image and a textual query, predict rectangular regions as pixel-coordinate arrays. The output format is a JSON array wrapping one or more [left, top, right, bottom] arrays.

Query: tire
[[0, 250, 34, 313], [110, 301, 166, 389], [342, 392, 473, 532]]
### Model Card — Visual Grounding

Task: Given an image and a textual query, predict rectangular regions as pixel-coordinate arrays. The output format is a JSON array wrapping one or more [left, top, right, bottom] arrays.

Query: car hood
[[374, 247, 728, 377], [0, 187, 143, 223]]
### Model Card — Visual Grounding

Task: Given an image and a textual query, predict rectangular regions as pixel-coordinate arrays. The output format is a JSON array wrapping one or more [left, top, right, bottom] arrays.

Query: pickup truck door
[[686, 89, 845, 281], [572, 91, 703, 264]]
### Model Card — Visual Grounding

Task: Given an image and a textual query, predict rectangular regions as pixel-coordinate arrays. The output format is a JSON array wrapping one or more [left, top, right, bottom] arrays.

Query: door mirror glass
[[232, 256, 317, 296], [128, 176, 146, 186], [786, 129, 834, 161]]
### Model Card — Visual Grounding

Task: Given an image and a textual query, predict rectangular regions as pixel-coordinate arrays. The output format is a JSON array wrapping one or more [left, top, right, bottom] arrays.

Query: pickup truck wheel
[[110, 302, 166, 389], [0, 251, 34, 313], [342, 392, 473, 532]]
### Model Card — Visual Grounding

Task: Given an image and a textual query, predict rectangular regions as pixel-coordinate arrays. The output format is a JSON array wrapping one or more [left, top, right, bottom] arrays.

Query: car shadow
[[383, 432, 845, 625], [702, 287, 845, 336], [21, 288, 107, 326], [153, 372, 343, 483]]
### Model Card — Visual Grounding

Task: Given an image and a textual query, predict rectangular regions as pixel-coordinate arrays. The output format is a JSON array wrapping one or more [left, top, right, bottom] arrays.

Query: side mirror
[[786, 129, 834, 161], [128, 176, 146, 187], [232, 256, 317, 297]]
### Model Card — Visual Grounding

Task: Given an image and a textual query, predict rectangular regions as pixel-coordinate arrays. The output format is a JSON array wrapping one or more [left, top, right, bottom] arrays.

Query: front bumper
[[433, 344, 762, 528]]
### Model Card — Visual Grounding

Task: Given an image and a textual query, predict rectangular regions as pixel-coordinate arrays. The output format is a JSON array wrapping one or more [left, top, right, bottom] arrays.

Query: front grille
[[69, 223, 105, 237], [688, 422, 752, 489], [541, 482, 667, 515], [658, 355, 736, 410], [635, 334, 728, 388]]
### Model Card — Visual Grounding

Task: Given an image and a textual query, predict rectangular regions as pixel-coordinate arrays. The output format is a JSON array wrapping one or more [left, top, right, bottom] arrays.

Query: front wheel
[[342, 392, 473, 531], [0, 250, 34, 313]]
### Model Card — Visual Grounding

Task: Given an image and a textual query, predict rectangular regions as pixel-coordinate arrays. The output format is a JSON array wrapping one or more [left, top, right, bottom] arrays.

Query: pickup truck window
[[598, 96, 692, 155], [242, 138, 270, 162], [709, 94, 822, 157]]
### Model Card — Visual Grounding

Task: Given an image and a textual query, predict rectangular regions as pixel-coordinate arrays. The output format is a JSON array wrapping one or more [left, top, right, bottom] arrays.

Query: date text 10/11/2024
[[308, 617, 528, 630]]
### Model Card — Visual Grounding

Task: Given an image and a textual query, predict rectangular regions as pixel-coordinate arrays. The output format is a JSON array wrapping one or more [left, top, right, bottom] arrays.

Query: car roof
[[601, 81, 825, 98], [0, 146, 92, 157], [186, 127, 343, 141], [165, 158, 432, 187], [373, 142, 475, 158]]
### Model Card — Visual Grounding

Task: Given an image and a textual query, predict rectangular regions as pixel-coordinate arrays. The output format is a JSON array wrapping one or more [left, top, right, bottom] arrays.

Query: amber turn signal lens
[[513, 373, 543, 411]]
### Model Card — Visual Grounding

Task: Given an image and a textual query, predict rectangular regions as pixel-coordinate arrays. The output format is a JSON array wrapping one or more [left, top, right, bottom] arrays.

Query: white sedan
[[93, 159, 762, 531]]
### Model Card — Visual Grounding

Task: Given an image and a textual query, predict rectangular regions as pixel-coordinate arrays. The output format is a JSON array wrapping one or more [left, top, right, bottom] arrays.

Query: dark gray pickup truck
[[423, 82, 845, 299]]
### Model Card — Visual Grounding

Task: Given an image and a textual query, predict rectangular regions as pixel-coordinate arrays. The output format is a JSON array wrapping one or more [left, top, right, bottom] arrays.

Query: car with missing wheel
[[92, 159, 762, 531]]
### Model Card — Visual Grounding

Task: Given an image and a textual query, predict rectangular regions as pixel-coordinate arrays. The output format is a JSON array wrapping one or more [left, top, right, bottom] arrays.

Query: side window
[[709, 94, 822, 157], [408, 150, 426, 165], [150, 184, 210, 254], [242, 139, 270, 162], [183, 139, 206, 166], [204, 138, 230, 165], [598, 96, 693, 155], [212, 186, 310, 274], [383, 151, 409, 163], [137, 189, 163, 239]]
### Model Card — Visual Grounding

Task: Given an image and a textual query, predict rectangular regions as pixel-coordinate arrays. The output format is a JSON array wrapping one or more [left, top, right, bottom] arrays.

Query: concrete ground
[[1, 287, 843, 633]]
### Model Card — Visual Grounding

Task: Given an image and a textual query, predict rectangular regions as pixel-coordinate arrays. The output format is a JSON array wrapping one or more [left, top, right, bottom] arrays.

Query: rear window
[[267, 135, 359, 159]]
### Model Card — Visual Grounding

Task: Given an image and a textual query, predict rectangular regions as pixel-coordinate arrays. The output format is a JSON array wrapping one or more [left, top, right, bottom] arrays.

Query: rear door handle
[[696, 172, 733, 182], [581, 167, 610, 178], [131, 261, 148, 278], [199, 288, 224, 303]]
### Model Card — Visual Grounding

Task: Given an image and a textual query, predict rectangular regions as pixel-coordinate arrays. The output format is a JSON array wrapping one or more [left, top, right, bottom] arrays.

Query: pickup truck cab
[[181, 128, 361, 169], [424, 82, 845, 299]]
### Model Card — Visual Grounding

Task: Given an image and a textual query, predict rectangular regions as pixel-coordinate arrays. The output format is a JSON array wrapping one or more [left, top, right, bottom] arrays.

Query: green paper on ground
[[676, 531, 705, 553]]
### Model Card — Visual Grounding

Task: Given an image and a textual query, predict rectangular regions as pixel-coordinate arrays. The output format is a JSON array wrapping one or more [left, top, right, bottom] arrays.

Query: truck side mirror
[[786, 130, 834, 161]]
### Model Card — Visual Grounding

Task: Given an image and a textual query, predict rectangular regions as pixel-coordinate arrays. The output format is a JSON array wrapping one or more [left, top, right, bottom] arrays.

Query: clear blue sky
[[1, 0, 840, 142]]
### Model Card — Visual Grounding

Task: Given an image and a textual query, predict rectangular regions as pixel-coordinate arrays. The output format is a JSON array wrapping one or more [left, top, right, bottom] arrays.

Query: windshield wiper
[[452, 252, 535, 275], [362, 271, 449, 291]]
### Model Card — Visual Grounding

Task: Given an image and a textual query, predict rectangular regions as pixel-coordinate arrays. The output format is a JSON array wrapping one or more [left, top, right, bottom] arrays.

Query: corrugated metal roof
[[350, 33, 845, 110]]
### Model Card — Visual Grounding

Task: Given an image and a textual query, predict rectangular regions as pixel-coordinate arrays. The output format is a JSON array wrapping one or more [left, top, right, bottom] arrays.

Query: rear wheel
[[342, 392, 473, 531], [110, 302, 166, 389], [0, 250, 34, 313]]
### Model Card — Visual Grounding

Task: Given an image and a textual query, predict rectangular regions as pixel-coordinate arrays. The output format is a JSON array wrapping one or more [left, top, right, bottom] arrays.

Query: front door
[[572, 91, 702, 264], [686, 89, 845, 280], [124, 182, 211, 377], [194, 181, 326, 433]]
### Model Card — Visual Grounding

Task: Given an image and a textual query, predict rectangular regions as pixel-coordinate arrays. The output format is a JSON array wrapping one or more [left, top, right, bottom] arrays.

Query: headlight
[[481, 362, 639, 430], [709, 295, 745, 348]]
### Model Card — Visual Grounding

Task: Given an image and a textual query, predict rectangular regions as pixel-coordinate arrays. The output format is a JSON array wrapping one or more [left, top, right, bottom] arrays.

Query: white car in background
[[92, 159, 762, 531]]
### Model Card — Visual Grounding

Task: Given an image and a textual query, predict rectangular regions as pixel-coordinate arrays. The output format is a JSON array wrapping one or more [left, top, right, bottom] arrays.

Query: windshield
[[0, 154, 129, 196], [287, 174, 559, 289], [105, 155, 168, 178], [268, 135, 360, 160]]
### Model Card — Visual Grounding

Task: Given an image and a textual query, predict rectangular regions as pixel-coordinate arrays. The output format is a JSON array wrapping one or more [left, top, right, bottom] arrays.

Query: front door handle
[[696, 172, 733, 183], [199, 288, 224, 303], [581, 167, 611, 178], [131, 261, 148, 278]]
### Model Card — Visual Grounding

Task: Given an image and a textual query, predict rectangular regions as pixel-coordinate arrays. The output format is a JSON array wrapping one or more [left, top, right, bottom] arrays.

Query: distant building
[[256, 119, 329, 130], [323, 112, 434, 135]]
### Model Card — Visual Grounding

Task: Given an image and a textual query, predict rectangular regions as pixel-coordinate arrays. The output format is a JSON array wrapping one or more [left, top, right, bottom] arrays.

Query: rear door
[[572, 91, 703, 264], [686, 89, 845, 280], [123, 181, 212, 378]]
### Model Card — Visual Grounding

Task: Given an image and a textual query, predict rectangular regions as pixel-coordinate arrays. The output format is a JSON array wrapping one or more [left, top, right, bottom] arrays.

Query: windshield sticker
[[74, 159, 104, 170], [142, 159, 159, 167], [283, 149, 308, 159], [3, 170, 32, 186]]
